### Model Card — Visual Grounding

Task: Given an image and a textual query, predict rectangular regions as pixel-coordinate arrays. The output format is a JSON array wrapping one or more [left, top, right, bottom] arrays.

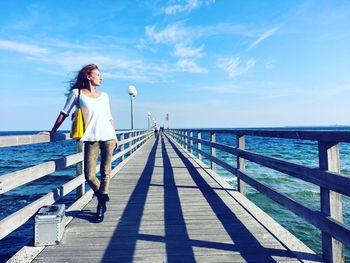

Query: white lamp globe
[[128, 85, 137, 96]]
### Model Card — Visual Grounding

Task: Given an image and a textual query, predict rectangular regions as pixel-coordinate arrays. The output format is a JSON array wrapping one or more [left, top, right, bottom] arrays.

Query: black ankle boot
[[103, 193, 110, 202], [96, 193, 109, 223], [96, 201, 105, 223]]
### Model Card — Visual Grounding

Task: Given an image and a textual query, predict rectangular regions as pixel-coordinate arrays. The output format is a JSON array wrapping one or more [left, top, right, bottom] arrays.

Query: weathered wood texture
[[33, 135, 320, 263], [176, 130, 350, 249], [0, 131, 152, 242], [170, 129, 350, 263], [0, 133, 70, 148], [0, 130, 144, 148]]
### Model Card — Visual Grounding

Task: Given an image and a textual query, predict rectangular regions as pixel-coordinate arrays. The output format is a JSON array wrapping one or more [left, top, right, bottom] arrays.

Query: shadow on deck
[[32, 134, 320, 263]]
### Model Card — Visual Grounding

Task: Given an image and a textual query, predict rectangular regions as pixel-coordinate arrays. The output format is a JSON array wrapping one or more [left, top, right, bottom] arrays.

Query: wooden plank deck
[[32, 134, 320, 263]]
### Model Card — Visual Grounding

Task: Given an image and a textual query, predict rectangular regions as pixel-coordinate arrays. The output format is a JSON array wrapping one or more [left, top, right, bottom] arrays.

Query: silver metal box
[[34, 204, 65, 246]]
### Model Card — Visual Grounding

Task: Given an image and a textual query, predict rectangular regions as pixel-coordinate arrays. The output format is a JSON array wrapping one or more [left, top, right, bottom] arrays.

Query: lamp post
[[127, 85, 137, 130], [147, 112, 152, 130]]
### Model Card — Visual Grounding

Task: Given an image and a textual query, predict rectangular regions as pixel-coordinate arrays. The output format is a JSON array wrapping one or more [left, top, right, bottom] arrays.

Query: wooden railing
[[0, 130, 152, 241], [167, 128, 350, 263]]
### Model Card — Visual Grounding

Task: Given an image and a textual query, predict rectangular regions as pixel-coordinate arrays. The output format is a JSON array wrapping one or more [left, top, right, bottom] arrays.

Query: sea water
[[0, 129, 349, 262], [194, 128, 350, 262]]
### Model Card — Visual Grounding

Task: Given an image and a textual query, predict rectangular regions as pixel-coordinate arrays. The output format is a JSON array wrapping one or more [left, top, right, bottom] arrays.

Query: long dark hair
[[69, 64, 99, 91]]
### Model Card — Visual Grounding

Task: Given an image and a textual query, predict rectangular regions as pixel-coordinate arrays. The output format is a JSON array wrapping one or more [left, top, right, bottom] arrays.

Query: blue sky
[[1, 0, 350, 131]]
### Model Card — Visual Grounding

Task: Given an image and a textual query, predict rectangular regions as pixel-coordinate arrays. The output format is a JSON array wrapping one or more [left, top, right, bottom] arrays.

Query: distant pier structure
[[1, 128, 350, 262]]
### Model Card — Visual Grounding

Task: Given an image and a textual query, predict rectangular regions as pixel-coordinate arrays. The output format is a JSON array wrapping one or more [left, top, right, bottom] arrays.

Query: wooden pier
[[3, 128, 350, 262], [23, 134, 318, 262]]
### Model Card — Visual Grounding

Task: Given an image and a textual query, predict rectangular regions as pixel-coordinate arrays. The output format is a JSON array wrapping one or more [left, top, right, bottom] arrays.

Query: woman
[[42, 64, 118, 223]]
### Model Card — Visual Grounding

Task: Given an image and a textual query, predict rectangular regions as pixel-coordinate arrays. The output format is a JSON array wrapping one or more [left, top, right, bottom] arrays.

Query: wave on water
[[222, 176, 237, 184]]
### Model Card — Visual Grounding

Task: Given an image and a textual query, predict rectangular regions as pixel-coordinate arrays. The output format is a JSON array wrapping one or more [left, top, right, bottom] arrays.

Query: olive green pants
[[84, 139, 115, 194]]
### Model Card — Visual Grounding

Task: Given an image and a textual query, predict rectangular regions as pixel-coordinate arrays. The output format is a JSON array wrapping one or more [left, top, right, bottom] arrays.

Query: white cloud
[[145, 22, 208, 73], [248, 26, 280, 50], [0, 39, 49, 56], [173, 44, 204, 58], [144, 21, 249, 46], [163, 0, 215, 15], [145, 21, 191, 44], [103, 72, 152, 82], [37, 51, 173, 82], [137, 38, 157, 52], [177, 58, 207, 73], [0, 38, 172, 83], [217, 57, 256, 78]]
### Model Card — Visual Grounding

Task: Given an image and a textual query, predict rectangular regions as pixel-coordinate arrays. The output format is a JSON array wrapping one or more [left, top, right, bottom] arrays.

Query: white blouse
[[61, 89, 116, 142]]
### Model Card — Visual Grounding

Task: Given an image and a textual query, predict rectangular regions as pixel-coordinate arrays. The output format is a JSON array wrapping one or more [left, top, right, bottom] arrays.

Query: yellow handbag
[[71, 90, 84, 139]]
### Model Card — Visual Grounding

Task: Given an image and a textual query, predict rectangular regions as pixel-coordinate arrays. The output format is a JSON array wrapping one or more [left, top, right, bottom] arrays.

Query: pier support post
[[198, 132, 202, 161], [210, 132, 216, 171], [185, 131, 189, 150], [318, 142, 343, 263], [237, 135, 246, 195], [190, 131, 193, 154], [120, 133, 125, 161], [76, 140, 85, 199]]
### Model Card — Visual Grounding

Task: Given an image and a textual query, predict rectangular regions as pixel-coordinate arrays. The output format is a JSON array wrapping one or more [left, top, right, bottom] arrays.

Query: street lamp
[[127, 85, 137, 130], [147, 112, 152, 130]]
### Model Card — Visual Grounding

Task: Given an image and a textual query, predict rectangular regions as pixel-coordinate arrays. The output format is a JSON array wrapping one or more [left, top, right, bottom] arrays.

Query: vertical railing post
[[198, 131, 202, 161], [120, 133, 125, 161], [131, 131, 135, 154], [136, 131, 139, 150], [210, 132, 216, 171], [181, 131, 185, 147], [190, 131, 193, 154], [129, 131, 132, 154], [318, 141, 343, 263], [183, 131, 186, 147], [237, 135, 246, 195], [139, 131, 141, 147], [76, 141, 85, 199], [141, 131, 144, 146]]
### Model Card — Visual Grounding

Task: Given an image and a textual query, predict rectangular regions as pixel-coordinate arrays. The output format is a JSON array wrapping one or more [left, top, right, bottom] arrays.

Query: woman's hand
[[38, 131, 51, 135]]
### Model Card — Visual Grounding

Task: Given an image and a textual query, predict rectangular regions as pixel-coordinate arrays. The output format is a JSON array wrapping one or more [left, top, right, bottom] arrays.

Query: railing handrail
[[0, 133, 70, 148], [169, 128, 350, 142], [167, 128, 350, 263], [183, 133, 350, 197], [0, 129, 153, 241], [0, 129, 148, 148]]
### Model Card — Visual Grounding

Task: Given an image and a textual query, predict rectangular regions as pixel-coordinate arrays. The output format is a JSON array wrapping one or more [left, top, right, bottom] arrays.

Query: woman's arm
[[40, 113, 67, 135], [40, 90, 77, 136]]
